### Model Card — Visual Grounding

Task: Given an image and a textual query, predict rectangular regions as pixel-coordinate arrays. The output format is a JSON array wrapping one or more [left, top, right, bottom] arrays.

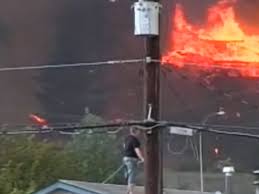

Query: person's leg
[[125, 158, 137, 194], [127, 184, 134, 194], [123, 164, 128, 182], [123, 157, 131, 194]]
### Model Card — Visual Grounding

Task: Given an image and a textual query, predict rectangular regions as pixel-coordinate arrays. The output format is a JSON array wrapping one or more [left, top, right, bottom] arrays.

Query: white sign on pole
[[169, 127, 195, 136]]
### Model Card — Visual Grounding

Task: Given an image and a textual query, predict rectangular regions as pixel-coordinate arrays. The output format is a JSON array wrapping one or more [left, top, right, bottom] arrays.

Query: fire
[[162, 0, 259, 77], [29, 114, 48, 127]]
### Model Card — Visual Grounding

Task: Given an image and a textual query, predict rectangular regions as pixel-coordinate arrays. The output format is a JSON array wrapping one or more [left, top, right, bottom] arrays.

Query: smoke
[[38, 0, 145, 121], [0, 0, 56, 123], [235, 0, 259, 34]]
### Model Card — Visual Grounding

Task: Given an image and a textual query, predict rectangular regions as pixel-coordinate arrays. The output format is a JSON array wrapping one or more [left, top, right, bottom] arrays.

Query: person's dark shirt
[[124, 135, 141, 159]]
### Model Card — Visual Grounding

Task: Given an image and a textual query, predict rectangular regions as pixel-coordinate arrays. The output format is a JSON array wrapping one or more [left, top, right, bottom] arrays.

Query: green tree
[[0, 110, 122, 193], [69, 107, 122, 182], [0, 136, 77, 194], [66, 133, 121, 182], [80, 107, 105, 125]]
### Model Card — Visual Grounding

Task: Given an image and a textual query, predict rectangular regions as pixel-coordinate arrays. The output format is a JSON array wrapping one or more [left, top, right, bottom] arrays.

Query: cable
[[206, 128, 259, 139], [2, 119, 259, 141], [135, 122, 166, 130], [102, 164, 125, 184], [0, 129, 53, 135], [107, 127, 124, 134], [0, 121, 144, 135], [0, 59, 144, 72], [165, 121, 259, 131], [58, 131, 81, 135], [190, 138, 199, 160]]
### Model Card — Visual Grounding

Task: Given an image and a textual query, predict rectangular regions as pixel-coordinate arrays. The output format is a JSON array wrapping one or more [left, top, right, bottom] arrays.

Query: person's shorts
[[123, 156, 138, 185]]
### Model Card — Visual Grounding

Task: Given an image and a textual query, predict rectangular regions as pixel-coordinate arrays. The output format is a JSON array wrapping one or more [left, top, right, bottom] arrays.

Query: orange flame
[[162, 0, 259, 77], [29, 114, 48, 126]]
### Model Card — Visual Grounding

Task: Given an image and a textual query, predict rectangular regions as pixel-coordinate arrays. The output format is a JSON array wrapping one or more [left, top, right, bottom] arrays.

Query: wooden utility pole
[[143, 0, 161, 194], [133, 0, 162, 193]]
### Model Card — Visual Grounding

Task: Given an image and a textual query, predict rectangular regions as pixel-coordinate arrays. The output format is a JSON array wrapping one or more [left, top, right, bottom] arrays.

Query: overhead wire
[[166, 121, 259, 132], [206, 128, 259, 139], [2, 120, 259, 140], [0, 58, 144, 72], [0, 121, 143, 135]]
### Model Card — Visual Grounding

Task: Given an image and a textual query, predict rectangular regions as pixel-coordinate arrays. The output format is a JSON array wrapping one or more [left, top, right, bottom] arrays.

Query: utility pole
[[144, 29, 161, 194], [143, 4, 162, 194], [134, 1, 161, 194]]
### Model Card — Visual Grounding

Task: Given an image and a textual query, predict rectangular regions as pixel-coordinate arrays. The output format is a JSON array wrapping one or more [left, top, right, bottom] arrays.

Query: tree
[[0, 109, 122, 193], [68, 107, 122, 182], [0, 135, 78, 194], [66, 133, 121, 182], [80, 107, 105, 125]]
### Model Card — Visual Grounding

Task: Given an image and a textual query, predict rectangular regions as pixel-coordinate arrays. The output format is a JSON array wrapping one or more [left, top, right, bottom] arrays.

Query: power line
[[0, 121, 144, 135], [0, 127, 123, 136], [166, 121, 259, 132], [3, 119, 259, 133], [2, 120, 259, 140], [0, 58, 144, 72], [166, 122, 259, 139], [206, 128, 259, 139]]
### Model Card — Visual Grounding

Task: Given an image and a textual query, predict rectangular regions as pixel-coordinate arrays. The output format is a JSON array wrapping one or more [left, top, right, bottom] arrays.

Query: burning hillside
[[162, 0, 259, 77]]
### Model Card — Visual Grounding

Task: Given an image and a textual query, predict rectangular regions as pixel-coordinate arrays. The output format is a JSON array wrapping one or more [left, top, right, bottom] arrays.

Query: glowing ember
[[29, 114, 48, 126], [162, 0, 259, 77]]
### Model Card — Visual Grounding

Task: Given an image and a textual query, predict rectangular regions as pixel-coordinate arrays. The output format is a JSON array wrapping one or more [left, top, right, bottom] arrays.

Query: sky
[[0, 0, 144, 124], [0, 0, 258, 124]]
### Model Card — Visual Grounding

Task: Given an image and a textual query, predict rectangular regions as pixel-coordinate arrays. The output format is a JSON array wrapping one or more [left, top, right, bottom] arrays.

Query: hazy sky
[[0, 0, 259, 171], [0, 0, 259, 125]]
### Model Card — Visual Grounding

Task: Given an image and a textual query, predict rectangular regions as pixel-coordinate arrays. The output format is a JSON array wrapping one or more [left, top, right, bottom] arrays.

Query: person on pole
[[123, 127, 144, 194]]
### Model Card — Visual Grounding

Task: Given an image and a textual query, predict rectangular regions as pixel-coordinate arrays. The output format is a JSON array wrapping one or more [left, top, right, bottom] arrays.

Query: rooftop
[[34, 180, 213, 194]]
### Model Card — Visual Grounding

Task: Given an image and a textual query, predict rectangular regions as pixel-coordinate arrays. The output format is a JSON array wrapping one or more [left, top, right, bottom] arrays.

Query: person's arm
[[135, 147, 145, 162]]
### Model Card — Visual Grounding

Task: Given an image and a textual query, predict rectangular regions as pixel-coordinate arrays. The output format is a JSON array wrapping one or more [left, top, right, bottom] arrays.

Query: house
[[34, 180, 214, 194]]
